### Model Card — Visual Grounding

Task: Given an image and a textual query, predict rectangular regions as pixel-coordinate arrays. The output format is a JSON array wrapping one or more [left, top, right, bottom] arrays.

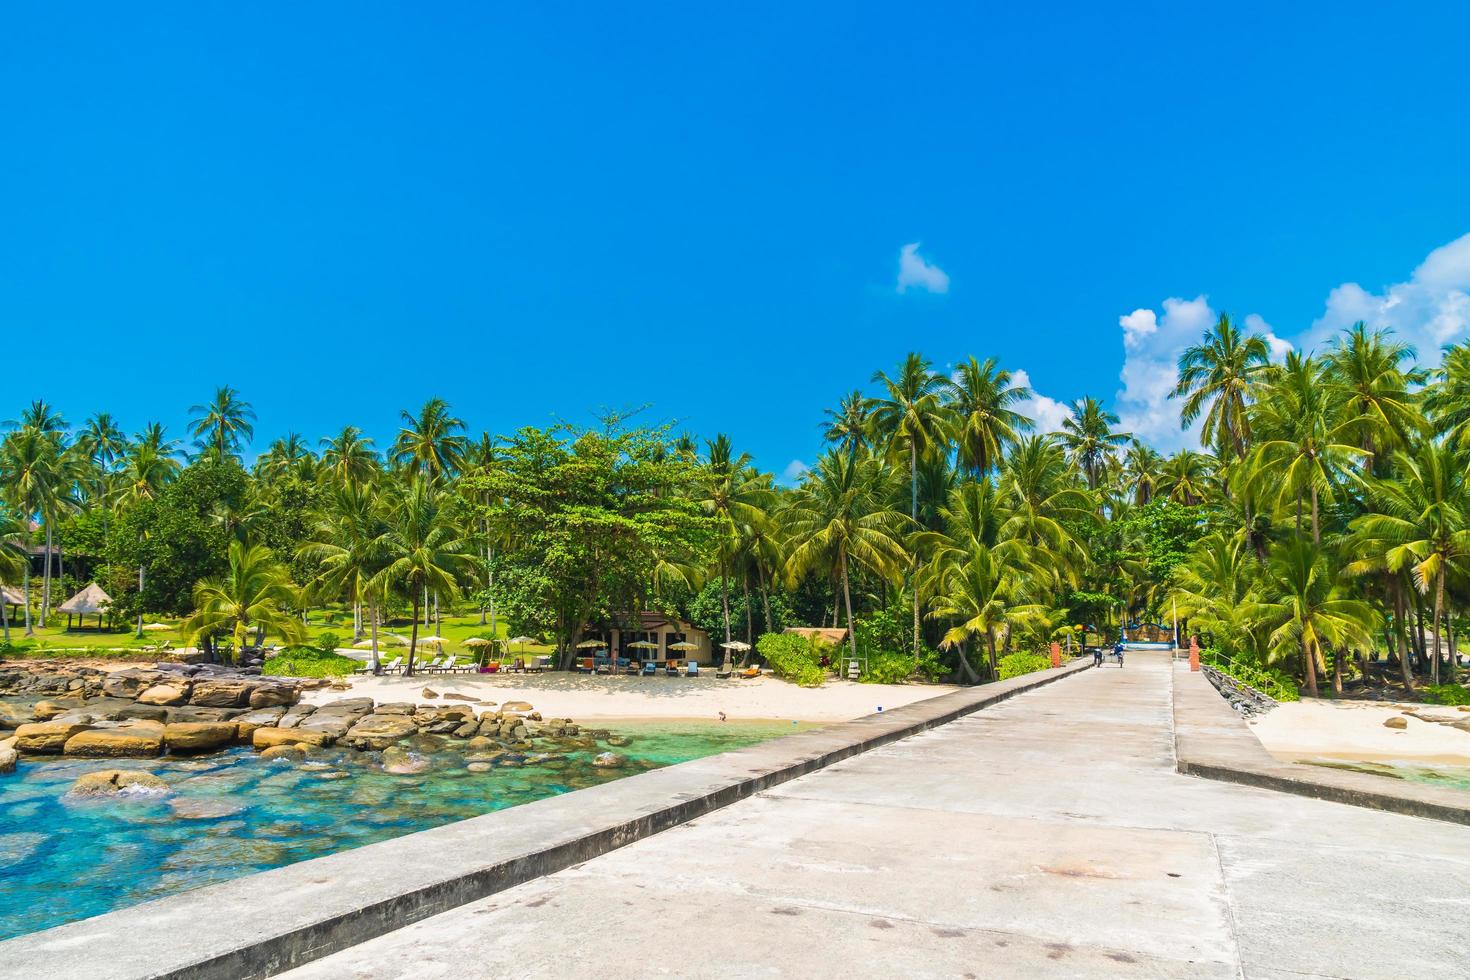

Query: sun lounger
[[715, 660, 732, 679], [378, 656, 404, 675], [616, 656, 634, 674], [578, 657, 595, 674], [482, 660, 501, 674], [685, 660, 699, 677], [740, 665, 761, 679], [665, 659, 681, 676], [640, 660, 657, 676]]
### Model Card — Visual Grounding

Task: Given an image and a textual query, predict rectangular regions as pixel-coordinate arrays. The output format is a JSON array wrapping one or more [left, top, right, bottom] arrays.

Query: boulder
[[233, 707, 288, 740], [247, 684, 297, 709], [421, 687, 440, 699], [14, 721, 92, 754], [32, 699, 84, 722], [606, 735, 631, 747], [64, 726, 165, 758], [1384, 716, 1409, 730], [343, 715, 419, 750], [502, 700, 534, 713], [277, 706, 319, 728], [0, 744, 16, 774], [313, 698, 374, 716], [592, 752, 625, 768], [453, 722, 479, 738], [101, 669, 168, 699], [373, 703, 417, 716], [117, 704, 170, 723], [169, 797, 245, 819], [382, 746, 432, 775], [165, 706, 244, 723], [137, 682, 191, 706], [67, 769, 170, 798], [442, 692, 483, 703], [466, 762, 492, 773], [260, 744, 307, 763], [164, 722, 239, 753], [0, 701, 35, 729], [296, 715, 353, 739], [189, 679, 254, 707], [253, 726, 336, 750], [466, 736, 496, 752]]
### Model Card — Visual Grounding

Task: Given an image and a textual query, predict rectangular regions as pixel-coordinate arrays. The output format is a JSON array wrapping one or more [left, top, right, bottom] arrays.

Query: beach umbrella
[[576, 639, 607, 649], [418, 635, 447, 647], [141, 622, 172, 632], [464, 637, 493, 647], [720, 640, 751, 651], [668, 641, 698, 651], [352, 639, 375, 649], [507, 635, 541, 646]]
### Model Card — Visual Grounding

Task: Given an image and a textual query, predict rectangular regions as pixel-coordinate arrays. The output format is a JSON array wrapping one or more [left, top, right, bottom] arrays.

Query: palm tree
[[1060, 397, 1129, 490], [784, 451, 909, 662], [182, 540, 306, 659], [1350, 443, 1470, 685], [1158, 450, 1216, 505], [255, 433, 314, 483], [697, 435, 774, 646], [0, 508, 26, 643], [1324, 322, 1425, 473], [1246, 539, 1378, 698], [821, 391, 872, 456], [369, 480, 472, 675], [1122, 441, 1163, 505], [189, 386, 255, 461], [1173, 313, 1270, 462], [1247, 353, 1365, 544], [300, 481, 386, 662], [1424, 340, 1470, 451], [391, 397, 467, 480], [945, 356, 1033, 476], [868, 353, 950, 652], [118, 429, 181, 635], [1169, 532, 1262, 661], [0, 426, 69, 633], [927, 544, 1038, 681], [320, 426, 380, 487], [998, 436, 1094, 588]]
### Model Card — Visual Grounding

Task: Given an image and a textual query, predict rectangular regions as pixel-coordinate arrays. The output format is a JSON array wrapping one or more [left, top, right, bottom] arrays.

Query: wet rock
[[67, 769, 170, 798], [101, 668, 168, 699], [14, 721, 92, 754], [453, 722, 479, 738], [0, 701, 35, 729], [466, 762, 492, 773], [296, 715, 353, 739], [253, 726, 336, 750], [137, 682, 191, 706], [259, 744, 307, 763], [343, 715, 418, 750], [592, 752, 626, 768], [605, 735, 631, 747], [373, 703, 418, 716], [118, 704, 171, 723], [64, 725, 165, 758], [277, 705, 319, 728], [164, 722, 238, 753], [32, 699, 83, 722], [314, 698, 374, 716], [233, 707, 288, 740], [502, 700, 534, 712], [168, 797, 245, 820], [421, 687, 440, 699], [1384, 716, 1409, 730], [382, 746, 432, 775], [465, 736, 496, 752], [0, 744, 16, 774], [165, 706, 244, 724]]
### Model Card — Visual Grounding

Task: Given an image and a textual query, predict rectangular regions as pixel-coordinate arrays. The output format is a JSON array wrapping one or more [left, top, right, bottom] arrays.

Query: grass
[[0, 608, 558, 660], [262, 648, 361, 678]]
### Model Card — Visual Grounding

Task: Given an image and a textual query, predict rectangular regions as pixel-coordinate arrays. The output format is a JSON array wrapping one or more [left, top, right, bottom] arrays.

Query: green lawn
[[0, 609, 557, 659]]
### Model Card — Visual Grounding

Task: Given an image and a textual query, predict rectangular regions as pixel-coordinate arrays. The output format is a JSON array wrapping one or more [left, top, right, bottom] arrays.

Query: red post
[[1188, 635, 1200, 672], [1050, 641, 1061, 669]]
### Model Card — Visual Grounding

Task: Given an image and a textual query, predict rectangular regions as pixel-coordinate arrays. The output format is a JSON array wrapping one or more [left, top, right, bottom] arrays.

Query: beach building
[[594, 612, 713, 665], [56, 583, 113, 631]]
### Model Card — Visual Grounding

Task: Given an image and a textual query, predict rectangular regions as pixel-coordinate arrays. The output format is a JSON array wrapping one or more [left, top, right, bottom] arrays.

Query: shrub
[[264, 647, 360, 678], [1424, 683, 1470, 706], [755, 632, 826, 687], [1200, 649, 1300, 702], [314, 631, 343, 654], [997, 652, 1051, 680], [859, 651, 916, 684]]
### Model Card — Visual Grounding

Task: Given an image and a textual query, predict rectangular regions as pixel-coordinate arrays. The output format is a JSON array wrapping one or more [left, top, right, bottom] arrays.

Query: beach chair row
[[575, 657, 762, 679]]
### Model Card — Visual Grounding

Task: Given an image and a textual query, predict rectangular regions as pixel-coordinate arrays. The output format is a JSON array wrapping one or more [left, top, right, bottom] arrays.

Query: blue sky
[[5, 2, 1470, 479]]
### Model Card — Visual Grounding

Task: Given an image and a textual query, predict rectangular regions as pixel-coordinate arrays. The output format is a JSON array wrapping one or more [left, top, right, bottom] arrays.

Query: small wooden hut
[[57, 583, 113, 631]]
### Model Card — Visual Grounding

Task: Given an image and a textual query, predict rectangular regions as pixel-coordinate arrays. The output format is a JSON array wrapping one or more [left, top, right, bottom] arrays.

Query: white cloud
[[1012, 369, 1071, 434], [1301, 232, 1470, 357], [1119, 309, 1158, 350], [896, 242, 950, 294], [1113, 296, 1212, 451], [782, 459, 810, 482], [1244, 313, 1293, 362]]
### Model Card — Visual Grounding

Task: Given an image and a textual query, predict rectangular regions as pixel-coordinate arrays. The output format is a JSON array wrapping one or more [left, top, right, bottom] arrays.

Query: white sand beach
[[304, 671, 957, 723], [1249, 699, 1470, 767]]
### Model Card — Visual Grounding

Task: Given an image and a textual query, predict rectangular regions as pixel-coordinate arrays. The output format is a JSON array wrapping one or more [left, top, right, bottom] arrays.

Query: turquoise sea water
[[1302, 758, 1470, 792], [0, 719, 806, 940]]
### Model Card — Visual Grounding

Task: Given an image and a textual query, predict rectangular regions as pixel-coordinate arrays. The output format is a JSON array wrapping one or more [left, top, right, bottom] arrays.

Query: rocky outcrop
[[163, 722, 238, 752], [67, 769, 170, 798], [14, 722, 91, 754], [0, 743, 16, 774], [343, 714, 418, 750], [64, 724, 166, 758], [382, 746, 432, 775], [253, 726, 337, 750], [137, 682, 191, 706], [188, 679, 255, 707], [233, 707, 287, 740], [260, 744, 306, 762]]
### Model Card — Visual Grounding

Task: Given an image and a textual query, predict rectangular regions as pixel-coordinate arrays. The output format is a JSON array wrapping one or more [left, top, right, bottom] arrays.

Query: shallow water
[[0, 719, 808, 940], [1300, 757, 1470, 793]]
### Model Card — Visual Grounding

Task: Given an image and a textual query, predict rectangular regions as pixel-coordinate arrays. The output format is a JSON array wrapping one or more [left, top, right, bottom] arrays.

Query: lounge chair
[[379, 656, 404, 675], [715, 660, 732, 679], [685, 660, 699, 677], [578, 657, 595, 674], [665, 659, 682, 676], [640, 660, 657, 676], [525, 656, 548, 673], [616, 656, 634, 674], [594, 655, 613, 675], [482, 660, 501, 674], [740, 665, 762, 679]]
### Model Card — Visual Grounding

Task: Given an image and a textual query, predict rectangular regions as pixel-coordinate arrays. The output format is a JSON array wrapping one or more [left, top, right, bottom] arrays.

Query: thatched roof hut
[[0, 585, 24, 608], [57, 583, 113, 629]]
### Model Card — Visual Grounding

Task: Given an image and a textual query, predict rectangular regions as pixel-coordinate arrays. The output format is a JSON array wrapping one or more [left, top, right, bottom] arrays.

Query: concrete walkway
[[283, 654, 1470, 979]]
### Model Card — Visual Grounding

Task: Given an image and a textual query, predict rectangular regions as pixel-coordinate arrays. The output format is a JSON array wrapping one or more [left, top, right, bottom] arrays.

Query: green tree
[[1173, 313, 1270, 462], [182, 540, 306, 659], [945, 356, 1033, 477], [391, 397, 468, 481], [188, 386, 256, 461], [1060, 397, 1129, 490]]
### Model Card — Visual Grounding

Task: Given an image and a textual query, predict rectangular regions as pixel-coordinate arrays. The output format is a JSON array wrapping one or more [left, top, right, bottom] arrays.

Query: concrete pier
[[283, 654, 1470, 979]]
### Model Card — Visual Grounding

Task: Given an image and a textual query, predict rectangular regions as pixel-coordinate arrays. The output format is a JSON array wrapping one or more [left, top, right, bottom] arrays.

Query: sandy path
[[302, 671, 956, 723], [1249, 698, 1470, 767]]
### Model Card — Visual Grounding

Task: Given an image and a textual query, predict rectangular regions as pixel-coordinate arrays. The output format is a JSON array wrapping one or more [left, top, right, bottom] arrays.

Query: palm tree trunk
[[22, 557, 32, 636], [1331, 644, 1344, 696], [1303, 637, 1318, 698], [955, 639, 980, 684], [911, 443, 920, 656], [985, 627, 998, 679], [1310, 487, 1320, 546], [1393, 579, 1412, 689], [41, 522, 53, 627], [743, 580, 753, 643], [1447, 609, 1459, 684], [1, 590, 9, 642], [720, 554, 732, 643], [434, 592, 441, 637], [353, 601, 362, 642], [369, 602, 381, 673], [755, 560, 774, 634], [1432, 572, 1445, 686], [841, 554, 858, 663], [407, 592, 421, 676], [1414, 592, 1427, 671]]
